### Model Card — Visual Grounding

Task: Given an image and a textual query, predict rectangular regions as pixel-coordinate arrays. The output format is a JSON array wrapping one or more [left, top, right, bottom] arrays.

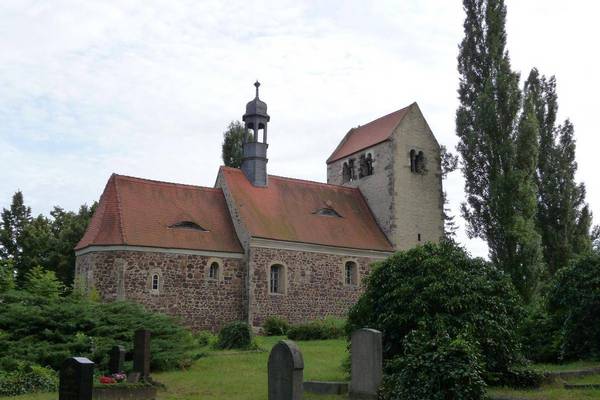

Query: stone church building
[[75, 83, 444, 331]]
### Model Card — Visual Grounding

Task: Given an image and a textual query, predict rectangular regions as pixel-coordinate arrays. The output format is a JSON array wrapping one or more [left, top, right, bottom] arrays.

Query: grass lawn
[[0, 336, 348, 400]]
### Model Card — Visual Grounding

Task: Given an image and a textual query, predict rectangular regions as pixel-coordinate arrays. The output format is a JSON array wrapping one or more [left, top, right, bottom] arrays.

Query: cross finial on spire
[[254, 81, 260, 97]]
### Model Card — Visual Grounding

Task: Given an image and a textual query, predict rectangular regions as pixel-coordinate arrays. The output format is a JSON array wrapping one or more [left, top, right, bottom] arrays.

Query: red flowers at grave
[[99, 376, 116, 384]]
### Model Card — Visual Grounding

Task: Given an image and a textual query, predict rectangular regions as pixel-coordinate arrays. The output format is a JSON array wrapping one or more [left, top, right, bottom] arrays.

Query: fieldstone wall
[[248, 246, 380, 327], [75, 250, 246, 332]]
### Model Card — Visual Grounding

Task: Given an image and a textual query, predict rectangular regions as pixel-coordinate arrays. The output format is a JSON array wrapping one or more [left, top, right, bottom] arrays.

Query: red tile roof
[[76, 174, 243, 253], [220, 167, 393, 252], [326, 104, 413, 164]]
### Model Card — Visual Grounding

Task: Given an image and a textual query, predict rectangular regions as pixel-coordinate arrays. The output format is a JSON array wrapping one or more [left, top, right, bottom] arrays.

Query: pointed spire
[[254, 81, 260, 98]]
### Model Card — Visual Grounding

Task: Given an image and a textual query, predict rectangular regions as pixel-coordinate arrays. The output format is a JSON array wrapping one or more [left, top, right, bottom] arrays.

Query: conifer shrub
[[0, 287, 195, 373], [263, 316, 290, 336], [347, 241, 538, 388], [216, 321, 254, 350]]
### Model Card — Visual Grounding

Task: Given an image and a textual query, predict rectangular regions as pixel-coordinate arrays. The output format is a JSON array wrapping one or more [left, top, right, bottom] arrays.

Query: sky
[[1, 0, 599, 258]]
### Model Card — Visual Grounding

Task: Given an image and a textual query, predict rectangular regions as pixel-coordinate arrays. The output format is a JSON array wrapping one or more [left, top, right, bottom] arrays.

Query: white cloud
[[1, 0, 599, 259]]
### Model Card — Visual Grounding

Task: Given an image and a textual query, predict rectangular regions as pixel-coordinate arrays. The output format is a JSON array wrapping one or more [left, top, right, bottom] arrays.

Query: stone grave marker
[[59, 357, 94, 400], [133, 329, 151, 380], [350, 328, 382, 399], [108, 345, 126, 374], [268, 340, 304, 400]]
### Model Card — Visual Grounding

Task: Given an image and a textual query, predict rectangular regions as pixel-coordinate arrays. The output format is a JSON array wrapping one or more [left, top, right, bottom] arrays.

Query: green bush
[[519, 302, 561, 363], [263, 316, 289, 336], [347, 241, 535, 387], [216, 321, 254, 350], [548, 252, 600, 360], [287, 317, 345, 341], [0, 288, 195, 373], [380, 329, 486, 400], [0, 363, 58, 396], [195, 330, 217, 347]]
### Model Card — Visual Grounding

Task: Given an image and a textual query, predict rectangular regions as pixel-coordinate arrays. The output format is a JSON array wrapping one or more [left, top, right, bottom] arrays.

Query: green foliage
[[0, 191, 96, 287], [347, 241, 531, 386], [519, 303, 561, 363], [526, 69, 592, 276], [380, 330, 486, 400], [547, 253, 600, 360], [456, 0, 542, 302], [0, 259, 14, 293], [287, 318, 345, 341], [23, 266, 64, 299], [221, 120, 246, 168], [0, 289, 194, 372], [0, 363, 57, 396], [194, 330, 217, 348], [440, 145, 460, 239], [216, 321, 254, 350], [262, 316, 290, 336]]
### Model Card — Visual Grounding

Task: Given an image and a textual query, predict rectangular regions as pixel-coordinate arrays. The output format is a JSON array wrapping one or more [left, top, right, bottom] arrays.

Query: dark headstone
[[268, 340, 304, 400], [133, 329, 151, 380], [350, 329, 382, 400], [59, 357, 94, 400], [108, 345, 126, 374]]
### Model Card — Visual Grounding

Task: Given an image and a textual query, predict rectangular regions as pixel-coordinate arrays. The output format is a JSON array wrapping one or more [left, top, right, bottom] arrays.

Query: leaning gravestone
[[350, 329, 383, 399], [133, 329, 151, 380], [268, 340, 304, 400], [108, 345, 126, 374], [59, 357, 94, 400]]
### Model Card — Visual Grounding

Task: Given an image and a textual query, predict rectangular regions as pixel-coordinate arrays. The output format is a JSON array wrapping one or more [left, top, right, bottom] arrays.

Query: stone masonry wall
[[248, 246, 381, 327], [75, 250, 246, 332], [327, 141, 395, 246], [392, 105, 444, 249]]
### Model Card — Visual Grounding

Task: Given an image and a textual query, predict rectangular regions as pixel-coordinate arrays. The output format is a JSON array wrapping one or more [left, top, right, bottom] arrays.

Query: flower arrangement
[[99, 372, 126, 385]]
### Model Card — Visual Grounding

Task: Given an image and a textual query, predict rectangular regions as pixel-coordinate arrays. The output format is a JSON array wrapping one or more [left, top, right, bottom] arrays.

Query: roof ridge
[[113, 173, 221, 191], [354, 104, 412, 131], [221, 166, 360, 192]]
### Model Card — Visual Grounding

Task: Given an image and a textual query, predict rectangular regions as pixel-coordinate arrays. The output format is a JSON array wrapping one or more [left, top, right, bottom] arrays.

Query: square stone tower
[[326, 102, 444, 251]]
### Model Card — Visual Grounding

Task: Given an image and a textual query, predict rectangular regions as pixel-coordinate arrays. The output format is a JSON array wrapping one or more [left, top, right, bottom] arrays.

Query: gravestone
[[108, 345, 126, 374], [268, 340, 304, 400], [133, 329, 151, 380], [59, 357, 94, 400], [350, 329, 382, 399]]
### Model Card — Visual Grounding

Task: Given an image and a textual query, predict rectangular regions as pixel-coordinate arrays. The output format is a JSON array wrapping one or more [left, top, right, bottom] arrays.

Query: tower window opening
[[359, 153, 374, 178], [348, 159, 356, 181], [410, 150, 426, 173], [418, 233, 422, 242]]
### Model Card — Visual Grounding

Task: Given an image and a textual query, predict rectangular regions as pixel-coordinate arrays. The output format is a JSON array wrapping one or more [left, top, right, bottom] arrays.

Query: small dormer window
[[313, 207, 342, 218], [168, 221, 207, 231]]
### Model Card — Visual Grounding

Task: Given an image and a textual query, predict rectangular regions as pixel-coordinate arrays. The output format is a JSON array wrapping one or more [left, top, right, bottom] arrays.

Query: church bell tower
[[242, 81, 270, 187]]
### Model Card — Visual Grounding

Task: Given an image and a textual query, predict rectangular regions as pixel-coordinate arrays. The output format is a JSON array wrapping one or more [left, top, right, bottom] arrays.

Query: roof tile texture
[[76, 174, 243, 253]]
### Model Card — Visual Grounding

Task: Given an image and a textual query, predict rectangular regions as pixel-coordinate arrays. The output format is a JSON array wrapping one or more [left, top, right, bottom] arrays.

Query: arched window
[[416, 151, 425, 173], [410, 149, 416, 172], [152, 274, 159, 291], [342, 162, 351, 183], [209, 262, 219, 280], [366, 153, 374, 176], [344, 261, 358, 286], [270, 264, 285, 294]]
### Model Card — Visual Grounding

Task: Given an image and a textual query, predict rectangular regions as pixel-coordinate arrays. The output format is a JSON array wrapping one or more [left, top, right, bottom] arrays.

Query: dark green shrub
[[217, 321, 253, 349], [0, 289, 194, 373], [287, 318, 345, 341], [347, 241, 534, 387], [548, 252, 600, 360], [519, 302, 561, 363], [380, 329, 486, 400], [0, 363, 58, 396], [263, 316, 289, 336]]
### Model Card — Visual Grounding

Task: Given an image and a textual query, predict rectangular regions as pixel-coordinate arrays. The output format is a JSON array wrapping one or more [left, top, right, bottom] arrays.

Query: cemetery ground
[[2, 337, 600, 400]]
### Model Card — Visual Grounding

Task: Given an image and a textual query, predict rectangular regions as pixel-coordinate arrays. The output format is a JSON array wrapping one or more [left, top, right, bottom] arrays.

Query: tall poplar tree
[[456, 0, 542, 301], [525, 69, 592, 274]]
